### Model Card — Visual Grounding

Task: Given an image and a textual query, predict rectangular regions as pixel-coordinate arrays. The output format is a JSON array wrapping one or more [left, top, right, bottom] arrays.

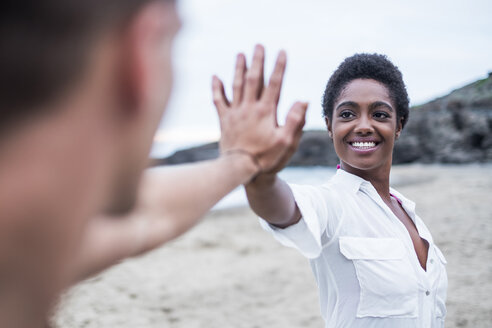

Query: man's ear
[[395, 117, 404, 139], [325, 116, 333, 138], [118, 2, 168, 115]]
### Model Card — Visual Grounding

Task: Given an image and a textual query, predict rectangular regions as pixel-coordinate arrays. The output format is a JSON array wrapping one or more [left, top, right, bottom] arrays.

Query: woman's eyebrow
[[335, 101, 359, 111], [369, 101, 394, 112]]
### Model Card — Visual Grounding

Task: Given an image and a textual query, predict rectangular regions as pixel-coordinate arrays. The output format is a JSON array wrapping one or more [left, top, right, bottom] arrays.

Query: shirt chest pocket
[[339, 237, 419, 318]]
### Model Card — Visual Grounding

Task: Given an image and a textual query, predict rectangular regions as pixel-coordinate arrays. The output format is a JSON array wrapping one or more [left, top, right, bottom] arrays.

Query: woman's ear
[[395, 117, 404, 139], [325, 116, 333, 138]]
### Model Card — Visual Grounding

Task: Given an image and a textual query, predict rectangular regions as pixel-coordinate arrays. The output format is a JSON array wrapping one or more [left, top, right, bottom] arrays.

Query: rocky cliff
[[394, 73, 492, 163], [155, 73, 492, 166]]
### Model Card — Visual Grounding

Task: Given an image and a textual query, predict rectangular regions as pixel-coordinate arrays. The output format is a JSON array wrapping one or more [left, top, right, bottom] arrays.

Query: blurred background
[[54, 1, 492, 328], [152, 0, 492, 157]]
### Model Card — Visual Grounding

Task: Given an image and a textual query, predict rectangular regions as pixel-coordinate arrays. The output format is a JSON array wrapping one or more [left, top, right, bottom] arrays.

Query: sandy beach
[[52, 164, 492, 328]]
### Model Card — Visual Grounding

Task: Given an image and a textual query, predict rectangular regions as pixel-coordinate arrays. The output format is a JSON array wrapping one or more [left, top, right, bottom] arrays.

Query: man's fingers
[[257, 50, 265, 99], [284, 101, 308, 137], [243, 44, 265, 102], [212, 76, 230, 117], [232, 53, 246, 107], [262, 50, 287, 106]]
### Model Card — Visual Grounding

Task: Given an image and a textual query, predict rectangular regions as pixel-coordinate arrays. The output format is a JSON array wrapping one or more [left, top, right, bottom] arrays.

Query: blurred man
[[0, 0, 307, 327]]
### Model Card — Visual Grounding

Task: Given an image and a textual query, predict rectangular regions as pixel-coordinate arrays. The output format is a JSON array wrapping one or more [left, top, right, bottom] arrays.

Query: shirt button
[[425, 291, 430, 296], [430, 258, 434, 264]]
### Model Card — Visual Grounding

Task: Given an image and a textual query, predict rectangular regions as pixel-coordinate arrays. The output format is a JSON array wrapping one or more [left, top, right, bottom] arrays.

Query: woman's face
[[326, 78, 402, 174]]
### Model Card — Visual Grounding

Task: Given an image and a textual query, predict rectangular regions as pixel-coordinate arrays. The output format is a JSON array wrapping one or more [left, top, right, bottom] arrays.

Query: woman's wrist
[[245, 170, 277, 189]]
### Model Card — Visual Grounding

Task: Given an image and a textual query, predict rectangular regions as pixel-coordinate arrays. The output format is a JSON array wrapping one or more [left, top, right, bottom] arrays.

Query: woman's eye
[[340, 111, 354, 119], [374, 112, 390, 119]]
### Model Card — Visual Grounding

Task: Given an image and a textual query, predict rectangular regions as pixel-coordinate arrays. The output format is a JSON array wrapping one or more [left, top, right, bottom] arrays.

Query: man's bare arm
[[73, 45, 308, 281], [74, 154, 257, 280]]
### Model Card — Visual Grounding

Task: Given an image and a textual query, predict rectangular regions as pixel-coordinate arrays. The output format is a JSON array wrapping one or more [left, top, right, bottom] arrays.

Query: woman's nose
[[354, 116, 374, 135]]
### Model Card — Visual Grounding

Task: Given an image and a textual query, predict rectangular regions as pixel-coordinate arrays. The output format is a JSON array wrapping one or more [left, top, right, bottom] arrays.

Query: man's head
[[322, 53, 409, 129], [0, 3, 179, 323], [0, 0, 180, 214]]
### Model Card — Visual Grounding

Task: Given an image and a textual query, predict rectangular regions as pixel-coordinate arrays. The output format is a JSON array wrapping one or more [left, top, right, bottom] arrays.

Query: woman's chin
[[340, 158, 391, 172]]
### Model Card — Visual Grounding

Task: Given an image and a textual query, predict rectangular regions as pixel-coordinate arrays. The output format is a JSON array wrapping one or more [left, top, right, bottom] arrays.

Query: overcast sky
[[152, 0, 492, 156]]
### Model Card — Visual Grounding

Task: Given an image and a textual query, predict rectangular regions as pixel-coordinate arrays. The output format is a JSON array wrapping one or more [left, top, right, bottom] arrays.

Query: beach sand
[[52, 164, 492, 328]]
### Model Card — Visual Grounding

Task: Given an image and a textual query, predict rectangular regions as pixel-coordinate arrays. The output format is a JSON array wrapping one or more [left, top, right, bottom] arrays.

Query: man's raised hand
[[212, 45, 308, 179]]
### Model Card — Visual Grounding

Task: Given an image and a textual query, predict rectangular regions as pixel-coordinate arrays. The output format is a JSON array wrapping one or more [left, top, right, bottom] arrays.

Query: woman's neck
[[340, 162, 392, 202]]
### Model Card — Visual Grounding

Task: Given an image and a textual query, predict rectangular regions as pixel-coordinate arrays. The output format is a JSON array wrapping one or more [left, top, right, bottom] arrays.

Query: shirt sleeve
[[258, 183, 335, 259]]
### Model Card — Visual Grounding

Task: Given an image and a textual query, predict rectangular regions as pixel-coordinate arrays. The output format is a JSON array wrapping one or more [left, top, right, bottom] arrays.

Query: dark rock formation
[[154, 74, 492, 166], [286, 130, 337, 166], [155, 142, 219, 165], [393, 73, 492, 164], [153, 131, 339, 167]]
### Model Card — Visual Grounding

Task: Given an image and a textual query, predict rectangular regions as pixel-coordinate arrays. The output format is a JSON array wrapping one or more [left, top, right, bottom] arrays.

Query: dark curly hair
[[322, 53, 409, 129]]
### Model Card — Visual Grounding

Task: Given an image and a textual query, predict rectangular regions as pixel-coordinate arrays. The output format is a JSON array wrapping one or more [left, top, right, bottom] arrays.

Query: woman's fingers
[[232, 53, 246, 107], [262, 50, 287, 106], [257, 102, 307, 174], [212, 76, 230, 117], [243, 45, 265, 102]]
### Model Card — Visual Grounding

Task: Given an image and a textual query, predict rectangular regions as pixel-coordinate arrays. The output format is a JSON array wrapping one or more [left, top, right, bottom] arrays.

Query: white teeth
[[351, 141, 376, 148]]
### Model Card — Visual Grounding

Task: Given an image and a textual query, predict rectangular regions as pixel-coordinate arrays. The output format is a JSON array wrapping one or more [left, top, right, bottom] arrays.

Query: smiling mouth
[[349, 141, 379, 149]]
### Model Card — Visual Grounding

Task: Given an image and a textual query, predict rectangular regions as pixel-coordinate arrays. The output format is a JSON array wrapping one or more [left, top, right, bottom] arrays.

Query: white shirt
[[260, 169, 448, 328]]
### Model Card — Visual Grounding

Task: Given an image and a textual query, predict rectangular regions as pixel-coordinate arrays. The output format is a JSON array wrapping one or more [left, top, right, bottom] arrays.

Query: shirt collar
[[330, 169, 418, 218], [389, 187, 417, 218], [330, 168, 370, 194]]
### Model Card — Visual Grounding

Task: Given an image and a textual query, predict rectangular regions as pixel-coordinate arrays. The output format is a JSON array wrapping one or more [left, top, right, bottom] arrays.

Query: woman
[[215, 49, 447, 327]]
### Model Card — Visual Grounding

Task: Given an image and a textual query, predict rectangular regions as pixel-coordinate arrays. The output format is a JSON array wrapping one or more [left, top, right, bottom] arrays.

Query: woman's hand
[[212, 45, 308, 177]]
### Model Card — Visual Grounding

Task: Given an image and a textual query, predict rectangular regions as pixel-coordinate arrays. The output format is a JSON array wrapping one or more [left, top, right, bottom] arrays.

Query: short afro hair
[[322, 53, 409, 129]]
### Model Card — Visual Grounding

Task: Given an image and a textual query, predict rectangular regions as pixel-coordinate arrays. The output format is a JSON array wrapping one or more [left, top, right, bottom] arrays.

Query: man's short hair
[[322, 53, 410, 128], [0, 0, 170, 132]]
